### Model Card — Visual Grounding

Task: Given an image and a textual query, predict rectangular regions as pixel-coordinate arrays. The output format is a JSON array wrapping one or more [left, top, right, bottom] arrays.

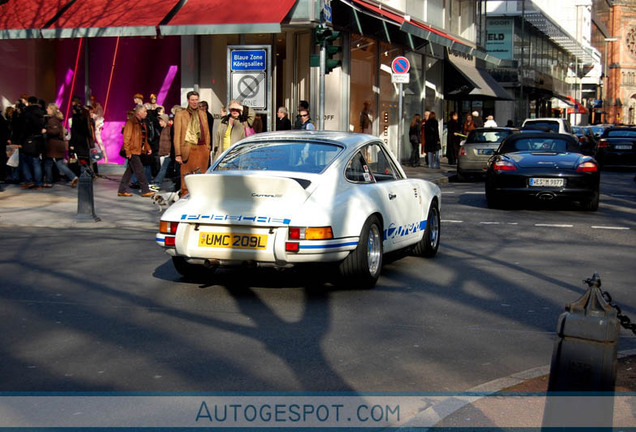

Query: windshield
[[212, 141, 343, 174], [606, 129, 636, 138], [523, 121, 560, 133], [466, 130, 511, 144], [499, 137, 579, 154]]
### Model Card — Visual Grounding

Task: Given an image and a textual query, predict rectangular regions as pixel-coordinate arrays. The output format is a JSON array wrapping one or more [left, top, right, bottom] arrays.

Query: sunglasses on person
[[300, 114, 309, 117]]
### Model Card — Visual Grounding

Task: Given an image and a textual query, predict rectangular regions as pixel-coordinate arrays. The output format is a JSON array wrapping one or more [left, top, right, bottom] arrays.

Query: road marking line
[[591, 226, 631, 230], [464, 192, 485, 194], [442, 220, 463, 223], [480, 222, 502, 225], [534, 224, 573, 228]]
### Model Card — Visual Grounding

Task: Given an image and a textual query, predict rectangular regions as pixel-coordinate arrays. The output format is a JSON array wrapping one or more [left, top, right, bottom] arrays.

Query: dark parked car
[[456, 127, 519, 180], [595, 127, 636, 167], [485, 132, 600, 211], [572, 126, 596, 156]]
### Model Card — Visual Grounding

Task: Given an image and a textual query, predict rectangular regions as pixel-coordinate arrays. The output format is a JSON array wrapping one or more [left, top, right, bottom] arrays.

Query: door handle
[[388, 193, 397, 200]]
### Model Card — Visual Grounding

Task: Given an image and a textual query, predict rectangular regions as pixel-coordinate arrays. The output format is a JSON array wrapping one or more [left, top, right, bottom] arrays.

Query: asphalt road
[[1, 170, 634, 393]]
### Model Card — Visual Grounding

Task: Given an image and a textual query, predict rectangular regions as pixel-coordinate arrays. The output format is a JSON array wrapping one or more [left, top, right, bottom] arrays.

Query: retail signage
[[391, 56, 410, 74], [230, 49, 267, 71], [486, 17, 513, 60], [228, 45, 270, 111]]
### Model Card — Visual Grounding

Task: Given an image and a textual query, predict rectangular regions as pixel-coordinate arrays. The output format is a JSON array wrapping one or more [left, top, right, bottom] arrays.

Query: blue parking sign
[[231, 50, 267, 71]]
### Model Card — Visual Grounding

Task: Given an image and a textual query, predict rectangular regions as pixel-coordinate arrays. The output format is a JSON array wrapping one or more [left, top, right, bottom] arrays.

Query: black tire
[[338, 215, 383, 289], [172, 256, 215, 281], [485, 187, 503, 209], [456, 169, 466, 182], [413, 200, 440, 258], [581, 189, 600, 211]]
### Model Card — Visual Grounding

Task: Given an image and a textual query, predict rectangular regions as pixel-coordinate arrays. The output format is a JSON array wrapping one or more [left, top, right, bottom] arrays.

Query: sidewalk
[[0, 162, 456, 229]]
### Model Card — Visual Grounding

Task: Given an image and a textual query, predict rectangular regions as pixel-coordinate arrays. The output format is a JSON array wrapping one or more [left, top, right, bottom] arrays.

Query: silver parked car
[[457, 127, 519, 180]]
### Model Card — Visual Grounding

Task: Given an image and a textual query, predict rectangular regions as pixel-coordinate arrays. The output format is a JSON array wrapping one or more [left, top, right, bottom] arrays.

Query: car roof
[[469, 127, 519, 132], [236, 130, 378, 149]]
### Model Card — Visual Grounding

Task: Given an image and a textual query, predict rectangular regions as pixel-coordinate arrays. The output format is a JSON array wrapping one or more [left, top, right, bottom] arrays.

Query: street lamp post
[[604, 37, 618, 124]]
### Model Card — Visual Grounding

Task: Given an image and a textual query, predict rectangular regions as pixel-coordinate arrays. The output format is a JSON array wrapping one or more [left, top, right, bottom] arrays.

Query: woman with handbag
[[408, 114, 422, 167], [42, 103, 78, 188]]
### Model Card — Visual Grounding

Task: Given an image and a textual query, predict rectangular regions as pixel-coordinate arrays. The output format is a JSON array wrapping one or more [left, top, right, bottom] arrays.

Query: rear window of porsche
[[214, 141, 343, 174]]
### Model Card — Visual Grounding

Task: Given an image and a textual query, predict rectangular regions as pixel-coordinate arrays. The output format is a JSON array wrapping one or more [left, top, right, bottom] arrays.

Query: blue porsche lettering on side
[[384, 220, 427, 240]]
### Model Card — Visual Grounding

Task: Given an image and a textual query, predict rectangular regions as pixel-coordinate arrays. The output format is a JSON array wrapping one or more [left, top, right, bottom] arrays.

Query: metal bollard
[[542, 273, 620, 429], [75, 166, 101, 222], [547, 273, 620, 391]]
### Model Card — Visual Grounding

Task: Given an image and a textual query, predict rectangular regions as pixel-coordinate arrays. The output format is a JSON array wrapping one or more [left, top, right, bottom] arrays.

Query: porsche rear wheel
[[339, 215, 383, 289], [581, 188, 600, 211], [172, 256, 215, 281], [413, 200, 440, 258]]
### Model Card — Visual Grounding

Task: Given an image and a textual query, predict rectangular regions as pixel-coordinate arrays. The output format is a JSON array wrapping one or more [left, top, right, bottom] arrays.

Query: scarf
[[184, 106, 201, 145]]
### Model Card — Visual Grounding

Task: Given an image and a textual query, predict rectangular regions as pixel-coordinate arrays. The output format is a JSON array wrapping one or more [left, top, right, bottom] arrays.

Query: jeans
[[427, 151, 440, 169], [44, 158, 78, 184], [153, 155, 172, 187], [21, 154, 42, 186], [409, 143, 420, 166]]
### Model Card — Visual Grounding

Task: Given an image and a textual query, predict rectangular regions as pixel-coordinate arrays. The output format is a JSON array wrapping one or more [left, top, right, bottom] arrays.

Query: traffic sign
[[230, 49, 266, 71], [231, 72, 266, 109], [391, 56, 410, 74], [392, 73, 410, 84]]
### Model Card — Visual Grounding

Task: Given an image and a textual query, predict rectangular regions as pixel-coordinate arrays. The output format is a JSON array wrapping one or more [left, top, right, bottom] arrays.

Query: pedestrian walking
[[117, 104, 154, 197], [213, 99, 256, 158], [446, 111, 462, 165], [294, 100, 310, 129], [299, 109, 315, 130], [174, 91, 212, 197], [276, 106, 292, 131], [19, 96, 45, 189], [424, 111, 441, 169], [408, 113, 422, 167], [151, 114, 173, 191], [42, 103, 78, 188]]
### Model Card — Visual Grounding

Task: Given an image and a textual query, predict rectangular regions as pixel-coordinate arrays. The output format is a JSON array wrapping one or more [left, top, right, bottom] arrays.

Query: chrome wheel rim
[[429, 207, 440, 249], [367, 224, 382, 276]]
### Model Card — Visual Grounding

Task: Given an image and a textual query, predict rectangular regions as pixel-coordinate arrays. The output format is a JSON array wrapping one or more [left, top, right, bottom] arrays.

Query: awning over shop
[[341, 0, 506, 66], [160, 0, 296, 35], [0, 0, 296, 39], [41, 0, 180, 38], [445, 54, 513, 100], [553, 94, 588, 114]]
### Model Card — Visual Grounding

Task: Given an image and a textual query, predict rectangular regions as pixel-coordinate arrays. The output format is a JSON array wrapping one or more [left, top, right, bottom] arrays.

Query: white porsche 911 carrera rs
[[156, 131, 441, 289]]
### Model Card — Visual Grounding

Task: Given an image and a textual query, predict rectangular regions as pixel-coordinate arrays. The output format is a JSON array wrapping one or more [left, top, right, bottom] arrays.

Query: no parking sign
[[391, 56, 410, 84]]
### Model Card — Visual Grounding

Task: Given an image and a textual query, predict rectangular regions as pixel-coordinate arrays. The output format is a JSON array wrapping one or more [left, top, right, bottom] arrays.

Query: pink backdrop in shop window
[[55, 37, 181, 164]]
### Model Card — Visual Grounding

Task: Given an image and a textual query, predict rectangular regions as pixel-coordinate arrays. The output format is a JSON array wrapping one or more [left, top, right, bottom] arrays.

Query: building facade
[[1, 0, 511, 164]]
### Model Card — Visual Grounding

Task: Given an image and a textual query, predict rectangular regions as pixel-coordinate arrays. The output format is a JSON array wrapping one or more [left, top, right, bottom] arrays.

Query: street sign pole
[[398, 83, 403, 164]]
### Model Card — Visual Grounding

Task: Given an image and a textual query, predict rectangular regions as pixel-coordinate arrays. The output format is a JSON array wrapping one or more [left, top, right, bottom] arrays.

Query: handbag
[[90, 147, 104, 161], [119, 144, 127, 158], [244, 125, 255, 137], [6, 148, 19, 167]]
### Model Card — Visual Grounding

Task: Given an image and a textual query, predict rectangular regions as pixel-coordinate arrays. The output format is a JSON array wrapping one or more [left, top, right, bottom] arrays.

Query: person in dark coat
[[446, 111, 462, 165], [424, 111, 441, 169], [42, 103, 78, 187], [69, 96, 95, 175], [294, 100, 309, 130], [408, 113, 422, 167], [19, 96, 45, 189]]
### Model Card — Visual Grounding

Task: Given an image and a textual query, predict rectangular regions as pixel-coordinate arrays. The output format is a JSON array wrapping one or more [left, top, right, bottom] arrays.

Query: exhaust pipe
[[204, 259, 220, 268], [537, 192, 556, 200]]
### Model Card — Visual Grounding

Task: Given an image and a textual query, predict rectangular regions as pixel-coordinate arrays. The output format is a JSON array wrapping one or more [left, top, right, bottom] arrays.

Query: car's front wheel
[[413, 200, 440, 257], [339, 215, 383, 289], [172, 256, 216, 281]]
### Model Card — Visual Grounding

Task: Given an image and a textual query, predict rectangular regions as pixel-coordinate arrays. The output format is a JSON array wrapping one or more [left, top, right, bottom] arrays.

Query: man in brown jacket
[[174, 90, 211, 196], [117, 105, 154, 197]]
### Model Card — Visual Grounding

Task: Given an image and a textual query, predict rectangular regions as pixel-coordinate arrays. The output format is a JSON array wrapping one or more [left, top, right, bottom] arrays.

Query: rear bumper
[[157, 224, 358, 266]]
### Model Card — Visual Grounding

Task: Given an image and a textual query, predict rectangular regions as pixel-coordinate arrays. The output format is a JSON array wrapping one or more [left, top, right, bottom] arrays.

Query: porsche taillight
[[576, 161, 598, 172], [160, 221, 179, 234], [493, 160, 517, 171]]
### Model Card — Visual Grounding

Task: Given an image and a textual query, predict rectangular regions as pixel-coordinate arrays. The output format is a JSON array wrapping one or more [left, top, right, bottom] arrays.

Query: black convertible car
[[485, 132, 600, 211]]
